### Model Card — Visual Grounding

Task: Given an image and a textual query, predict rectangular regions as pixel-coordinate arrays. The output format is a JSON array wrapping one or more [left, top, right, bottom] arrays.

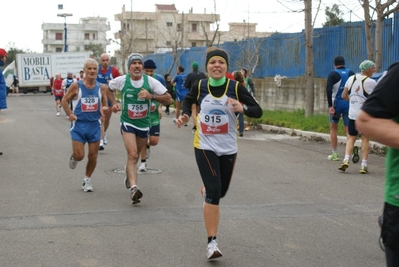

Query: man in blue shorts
[[325, 56, 355, 160], [61, 58, 109, 192]]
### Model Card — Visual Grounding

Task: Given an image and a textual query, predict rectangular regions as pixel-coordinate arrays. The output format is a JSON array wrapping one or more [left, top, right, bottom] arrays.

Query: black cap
[[334, 56, 345, 66]]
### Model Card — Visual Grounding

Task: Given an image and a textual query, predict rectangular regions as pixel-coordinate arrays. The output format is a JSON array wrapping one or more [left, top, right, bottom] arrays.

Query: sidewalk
[[258, 124, 385, 149]]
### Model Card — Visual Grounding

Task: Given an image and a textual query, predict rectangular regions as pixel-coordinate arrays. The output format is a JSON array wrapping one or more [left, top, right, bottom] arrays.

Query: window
[[84, 33, 90, 40], [177, 23, 182, 32], [56, 47, 63, 52], [166, 41, 171, 46], [192, 23, 197, 32], [167, 22, 173, 27], [191, 42, 197, 47], [55, 33, 63, 40], [92, 33, 96, 40]]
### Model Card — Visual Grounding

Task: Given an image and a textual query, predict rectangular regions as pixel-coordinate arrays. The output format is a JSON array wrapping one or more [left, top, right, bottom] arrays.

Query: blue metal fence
[[143, 13, 399, 79]]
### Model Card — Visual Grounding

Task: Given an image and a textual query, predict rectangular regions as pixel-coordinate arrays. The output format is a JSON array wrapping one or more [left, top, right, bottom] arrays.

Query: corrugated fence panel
[[140, 17, 399, 79]]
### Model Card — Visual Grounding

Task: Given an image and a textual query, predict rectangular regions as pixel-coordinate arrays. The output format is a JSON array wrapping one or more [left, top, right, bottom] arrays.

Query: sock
[[344, 155, 350, 161], [362, 160, 367, 167], [208, 236, 217, 244], [84, 176, 90, 182]]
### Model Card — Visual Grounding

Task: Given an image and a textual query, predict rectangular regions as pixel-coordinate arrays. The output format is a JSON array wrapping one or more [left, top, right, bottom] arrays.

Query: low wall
[[253, 77, 328, 115]]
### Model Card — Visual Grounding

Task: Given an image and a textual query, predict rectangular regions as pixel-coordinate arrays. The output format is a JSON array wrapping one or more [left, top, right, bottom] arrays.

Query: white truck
[[3, 52, 91, 94]]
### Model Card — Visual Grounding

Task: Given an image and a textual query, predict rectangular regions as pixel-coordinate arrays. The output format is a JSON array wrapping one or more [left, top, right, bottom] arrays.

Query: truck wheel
[[23, 90, 28, 94], [33, 90, 39, 94]]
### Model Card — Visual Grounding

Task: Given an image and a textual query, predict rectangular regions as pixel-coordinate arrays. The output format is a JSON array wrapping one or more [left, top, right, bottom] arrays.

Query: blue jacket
[[0, 60, 7, 110]]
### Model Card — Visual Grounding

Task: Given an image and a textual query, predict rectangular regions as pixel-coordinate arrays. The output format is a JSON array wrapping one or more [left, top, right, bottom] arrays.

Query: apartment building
[[41, 17, 110, 53]]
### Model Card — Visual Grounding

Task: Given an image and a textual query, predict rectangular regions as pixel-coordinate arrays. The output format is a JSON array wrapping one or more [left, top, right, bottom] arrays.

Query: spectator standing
[[338, 60, 376, 173], [11, 75, 19, 96], [0, 48, 7, 156], [164, 73, 174, 115], [241, 68, 255, 131], [185, 61, 206, 134], [326, 56, 355, 160], [107, 53, 173, 205], [97, 53, 121, 150], [61, 58, 109, 192], [176, 47, 263, 260], [356, 61, 399, 267], [233, 70, 246, 137]]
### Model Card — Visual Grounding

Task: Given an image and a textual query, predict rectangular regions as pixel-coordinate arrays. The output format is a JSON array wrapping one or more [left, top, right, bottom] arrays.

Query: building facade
[[41, 17, 110, 53], [113, 4, 271, 72]]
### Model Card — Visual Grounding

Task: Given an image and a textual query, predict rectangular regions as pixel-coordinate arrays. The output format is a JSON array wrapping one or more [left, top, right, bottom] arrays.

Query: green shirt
[[385, 117, 399, 206], [120, 74, 153, 129]]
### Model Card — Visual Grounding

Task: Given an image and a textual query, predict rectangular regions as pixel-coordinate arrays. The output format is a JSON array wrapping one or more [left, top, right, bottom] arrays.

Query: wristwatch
[[152, 94, 156, 100], [242, 104, 248, 112]]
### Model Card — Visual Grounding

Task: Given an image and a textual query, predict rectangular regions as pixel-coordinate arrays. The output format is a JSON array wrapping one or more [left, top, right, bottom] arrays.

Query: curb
[[259, 124, 385, 149]]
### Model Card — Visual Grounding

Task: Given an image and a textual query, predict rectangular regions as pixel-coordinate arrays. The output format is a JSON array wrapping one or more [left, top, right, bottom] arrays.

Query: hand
[[102, 106, 109, 114], [176, 114, 189, 128], [329, 107, 335, 115], [68, 113, 77, 122], [112, 103, 121, 113], [226, 97, 244, 113], [138, 89, 151, 100]]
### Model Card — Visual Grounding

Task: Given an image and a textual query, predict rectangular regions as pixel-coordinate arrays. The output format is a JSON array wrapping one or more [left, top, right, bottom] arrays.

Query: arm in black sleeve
[[325, 72, 335, 107], [184, 73, 192, 90], [237, 83, 263, 118], [181, 79, 200, 117]]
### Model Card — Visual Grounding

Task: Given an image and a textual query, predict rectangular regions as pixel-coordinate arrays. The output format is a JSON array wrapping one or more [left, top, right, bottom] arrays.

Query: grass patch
[[253, 109, 346, 136]]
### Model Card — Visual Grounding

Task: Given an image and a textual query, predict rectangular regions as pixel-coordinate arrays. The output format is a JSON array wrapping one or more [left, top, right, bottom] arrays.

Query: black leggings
[[382, 202, 399, 266], [194, 148, 236, 205]]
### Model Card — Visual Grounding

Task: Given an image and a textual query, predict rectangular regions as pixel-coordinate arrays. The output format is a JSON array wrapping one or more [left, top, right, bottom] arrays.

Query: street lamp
[[57, 13, 73, 52]]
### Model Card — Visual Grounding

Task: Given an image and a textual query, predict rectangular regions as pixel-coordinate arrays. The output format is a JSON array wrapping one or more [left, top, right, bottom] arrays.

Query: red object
[[225, 72, 234, 80], [0, 48, 7, 57]]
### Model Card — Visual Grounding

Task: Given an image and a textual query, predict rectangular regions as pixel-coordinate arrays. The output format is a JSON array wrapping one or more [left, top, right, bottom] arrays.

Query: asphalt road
[[0, 94, 387, 267]]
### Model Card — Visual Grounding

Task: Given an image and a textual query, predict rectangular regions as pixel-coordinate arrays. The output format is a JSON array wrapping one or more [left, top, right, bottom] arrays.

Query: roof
[[155, 4, 177, 11]]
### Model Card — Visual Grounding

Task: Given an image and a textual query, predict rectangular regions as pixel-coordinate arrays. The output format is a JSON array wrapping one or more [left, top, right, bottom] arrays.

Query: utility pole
[[130, 0, 133, 53], [57, 13, 73, 52]]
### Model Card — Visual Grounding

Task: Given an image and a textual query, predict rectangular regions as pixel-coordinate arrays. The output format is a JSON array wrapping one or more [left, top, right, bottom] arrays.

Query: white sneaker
[[207, 239, 223, 260], [82, 178, 93, 192], [99, 140, 104, 151], [173, 118, 176, 124], [69, 157, 77, 169], [138, 162, 147, 172], [56, 111, 60, 116], [103, 133, 108, 145]]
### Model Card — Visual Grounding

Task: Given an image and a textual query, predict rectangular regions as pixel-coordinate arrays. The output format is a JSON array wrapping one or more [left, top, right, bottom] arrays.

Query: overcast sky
[[1, 0, 365, 55]]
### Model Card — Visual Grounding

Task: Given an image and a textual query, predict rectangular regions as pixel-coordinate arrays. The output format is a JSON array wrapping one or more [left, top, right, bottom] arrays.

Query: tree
[[323, 4, 344, 27], [361, 0, 399, 72], [303, 0, 321, 117], [83, 43, 104, 61]]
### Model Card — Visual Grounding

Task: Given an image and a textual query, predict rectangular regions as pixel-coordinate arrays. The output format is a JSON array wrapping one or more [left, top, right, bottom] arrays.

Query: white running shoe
[[207, 239, 223, 260], [173, 118, 176, 124], [99, 140, 105, 151], [103, 133, 108, 145], [82, 178, 93, 192], [56, 111, 60, 116], [69, 157, 77, 169], [138, 162, 147, 172]]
